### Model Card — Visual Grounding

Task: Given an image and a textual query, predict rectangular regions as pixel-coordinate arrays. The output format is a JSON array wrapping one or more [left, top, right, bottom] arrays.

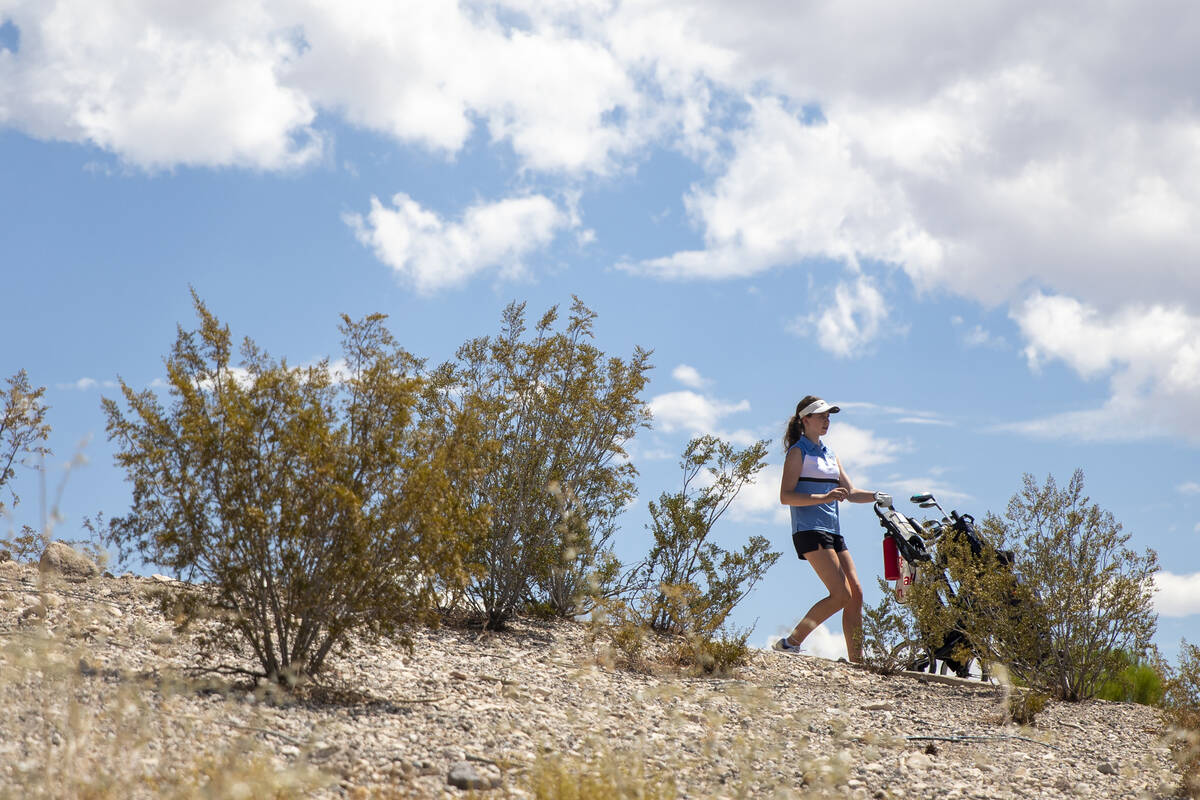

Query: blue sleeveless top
[[788, 437, 841, 534]]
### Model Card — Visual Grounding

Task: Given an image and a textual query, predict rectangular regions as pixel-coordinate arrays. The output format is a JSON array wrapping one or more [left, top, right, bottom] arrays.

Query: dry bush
[[438, 298, 652, 628], [635, 436, 777, 638], [859, 579, 924, 675], [898, 471, 1158, 700], [101, 294, 486, 684], [1163, 640, 1200, 798], [1, 620, 330, 798], [525, 748, 677, 800]]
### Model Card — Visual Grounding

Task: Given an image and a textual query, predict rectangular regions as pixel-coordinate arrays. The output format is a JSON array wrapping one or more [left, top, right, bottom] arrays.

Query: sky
[[2, 0, 1199, 665]]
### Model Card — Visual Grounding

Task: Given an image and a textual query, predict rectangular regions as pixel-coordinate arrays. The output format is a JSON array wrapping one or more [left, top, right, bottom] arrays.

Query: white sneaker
[[771, 637, 803, 655]]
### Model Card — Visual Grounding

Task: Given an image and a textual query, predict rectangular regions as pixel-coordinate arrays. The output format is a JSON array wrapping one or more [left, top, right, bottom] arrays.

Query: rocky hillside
[[0, 556, 1182, 799]]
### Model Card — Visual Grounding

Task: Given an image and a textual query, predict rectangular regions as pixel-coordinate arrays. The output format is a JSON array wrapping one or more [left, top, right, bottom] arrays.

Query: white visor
[[798, 399, 840, 417]]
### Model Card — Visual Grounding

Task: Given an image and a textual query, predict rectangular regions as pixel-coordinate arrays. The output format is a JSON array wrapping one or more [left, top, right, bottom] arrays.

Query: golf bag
[[873, 493, 1021, 679]]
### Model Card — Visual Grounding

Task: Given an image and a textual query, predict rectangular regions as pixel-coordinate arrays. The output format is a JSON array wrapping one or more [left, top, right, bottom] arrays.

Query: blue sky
[[3, 0, 1199, 663]]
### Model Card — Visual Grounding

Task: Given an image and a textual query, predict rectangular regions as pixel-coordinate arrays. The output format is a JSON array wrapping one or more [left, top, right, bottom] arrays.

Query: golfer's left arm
[[837, 459, 877, 503]]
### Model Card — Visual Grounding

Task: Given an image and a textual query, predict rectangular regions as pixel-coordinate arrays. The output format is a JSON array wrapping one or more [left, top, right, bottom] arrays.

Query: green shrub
[[859, 580, 925, 675], [900, 470, 1158, 701], [1094, 649, 1166, 705], [0, 368, 51, 558], [635, 435, 778, 637], [100, 293, 486, 683], [1163, 640, 1200, 798], [436, 298, 652, 628]]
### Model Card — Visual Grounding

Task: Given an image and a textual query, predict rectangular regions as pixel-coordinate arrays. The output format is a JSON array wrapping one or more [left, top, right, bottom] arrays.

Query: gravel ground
[[0, 562, 1182, 799]]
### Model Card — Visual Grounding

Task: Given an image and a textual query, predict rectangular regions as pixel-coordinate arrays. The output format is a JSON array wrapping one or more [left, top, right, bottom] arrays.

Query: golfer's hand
[[826, 487, 849, 502]]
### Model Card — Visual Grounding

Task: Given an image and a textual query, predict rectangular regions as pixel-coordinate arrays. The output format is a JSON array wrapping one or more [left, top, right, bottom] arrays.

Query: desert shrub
[[634, 435, 778, 637], [101, 294, 485, 683], [1163, 640, 1200, 798], [1006, 689, 1049, 726], [900, 470, 1157, 700], [987, 471, 1158, 700], [436, 298, 651, 628], [586, 598, 652, 673], [0, 368, 51, 558], [526, 747, 677, 800], [672, 625, 753, 676], [859, 579, 925, 675], [1095, 648, 1166, 705], [3, 624, 330, 798]]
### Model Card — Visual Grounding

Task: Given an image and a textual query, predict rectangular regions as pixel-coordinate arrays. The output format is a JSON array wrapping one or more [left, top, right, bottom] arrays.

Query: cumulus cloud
[[647, 389, 750, 437], [671, 364, 710, 389], [627, 97, 942, 282], [344, 192, 571, 293], [0, 0, 322, 170], [1155, 571, 1200, 617], [632, 1, 1200, 313], [1179, 482, 1200, 496], [790, 277, 895, 358], [1005, 293, 1200, 441], [824, 423, 902, 477], [0, 0, 644, 174]]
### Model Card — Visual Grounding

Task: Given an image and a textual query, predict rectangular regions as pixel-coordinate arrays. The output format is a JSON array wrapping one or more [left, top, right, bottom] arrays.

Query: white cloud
[[1179, 482, 1200, 496], [631, 2, 1200, 313], [345, 192, 571, 294], [824, 423, 902, 478], [1154, 571, 1200, 617], [727, 462, 789, 525], [56, 377, 117, 391], [0, 0, 322, 170], [671, 364, 709, 389], [1005, 292, 1200, 441], [627, 98, 942, 281], [647, 389, 750, 437], [0, 0, 644, 174], [790, 277, 895, 358]]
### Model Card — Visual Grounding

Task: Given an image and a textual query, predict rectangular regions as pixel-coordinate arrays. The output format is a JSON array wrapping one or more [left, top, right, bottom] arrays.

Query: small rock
[[447, 761, 499, 790], [1055, 776, 1072, 791], [38, 542, 99, 578], [862, 701, 894, 711], [151, 574, 173, 583], [1098, 761, 1118, 775]]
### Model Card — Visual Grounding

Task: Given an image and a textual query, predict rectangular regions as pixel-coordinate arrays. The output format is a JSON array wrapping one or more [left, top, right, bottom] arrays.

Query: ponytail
[[784, 394, 822, 451]]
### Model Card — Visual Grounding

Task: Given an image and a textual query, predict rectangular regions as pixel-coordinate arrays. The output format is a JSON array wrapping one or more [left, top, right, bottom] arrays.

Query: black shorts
[[792, 529, 847, 560]]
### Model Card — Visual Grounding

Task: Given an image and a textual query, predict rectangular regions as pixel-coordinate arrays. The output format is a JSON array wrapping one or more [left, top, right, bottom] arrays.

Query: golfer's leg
[[837, 549, 865, 662], [788, 548, 850, 646]]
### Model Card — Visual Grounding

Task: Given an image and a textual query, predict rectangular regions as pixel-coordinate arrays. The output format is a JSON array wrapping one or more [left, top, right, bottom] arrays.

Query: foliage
[[526, 747, 677, 800], [0, 369, 51, 515], [993, 470, 1158, 700], [436, 298, 652, 628], [1094, 648, 1166, 706], [4, 617, 331, 798], [859, 579, 925, 675], [672, 625, 753, 676], [1163, 640, 1200, 798], [1006, 689, 1048, 726], [101, 294, 485, 682], [635, 435, 778, 637], [900, 470, 1158, 701]]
